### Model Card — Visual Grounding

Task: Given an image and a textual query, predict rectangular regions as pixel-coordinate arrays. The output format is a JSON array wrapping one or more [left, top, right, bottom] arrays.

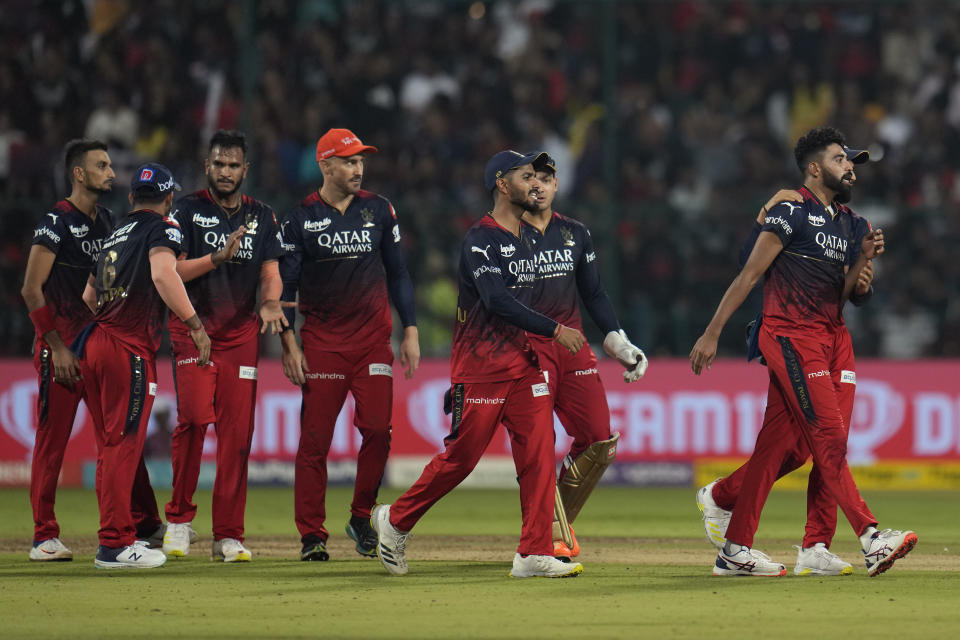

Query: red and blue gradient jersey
[[30, 199, 112, 344], [450, 215, 558, 383], [93, 209, 183, 358], [760, 187, 871, 337], [279, 189, 416, 350], [167, 190, 282, 347], [524, 212, 620, 342]]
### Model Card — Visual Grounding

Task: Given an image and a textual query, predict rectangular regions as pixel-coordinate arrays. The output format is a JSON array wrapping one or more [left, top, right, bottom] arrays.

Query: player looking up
[[689, 127, 917, 577], [76, 162, 210, 569], [21, 140, 162, 561], [521, 152, 648, 560], [279, 128, 420, 562], [371, 150, 586, 579], [161, 130, 283, 563]]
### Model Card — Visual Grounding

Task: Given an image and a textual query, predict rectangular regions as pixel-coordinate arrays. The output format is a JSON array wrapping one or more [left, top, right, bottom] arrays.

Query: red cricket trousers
[[390, 371, 556, 556], [32, 338, 160, 542], [531, 339, 611, 476], [79, 327, 158, 548], [295, 341, 394, 542], [713, 328, 859, 548], [724, 326, 876, 548], [165, 336, 259, 541]]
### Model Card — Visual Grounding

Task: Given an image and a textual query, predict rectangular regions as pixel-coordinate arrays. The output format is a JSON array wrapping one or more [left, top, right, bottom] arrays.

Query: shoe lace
[[394, 531, 409, 554]]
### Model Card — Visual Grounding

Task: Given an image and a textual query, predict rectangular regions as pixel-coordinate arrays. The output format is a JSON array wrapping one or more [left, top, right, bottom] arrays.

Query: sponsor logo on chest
[[317, 229, 373, 255], [814, 231, 848, 262], [69, 223, 89, 238], [532, 248, 575, 276], [193, 213, 220, 228], [204, 231, 255, 261]]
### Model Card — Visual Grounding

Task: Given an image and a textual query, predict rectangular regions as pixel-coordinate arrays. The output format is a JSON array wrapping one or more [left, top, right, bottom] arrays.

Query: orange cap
[[315, 128, 378, 161]]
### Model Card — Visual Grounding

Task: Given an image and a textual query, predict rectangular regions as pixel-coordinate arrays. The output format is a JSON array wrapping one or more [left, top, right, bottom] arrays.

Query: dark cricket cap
[[130, 162, 181, 198], [844, 146, 869, 164], [527, 151, 557, 173], [483, 150, 550, 191]]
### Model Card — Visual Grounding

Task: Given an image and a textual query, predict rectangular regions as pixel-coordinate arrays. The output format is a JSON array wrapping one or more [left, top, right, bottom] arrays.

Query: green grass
[[1, 487, 959, 639]]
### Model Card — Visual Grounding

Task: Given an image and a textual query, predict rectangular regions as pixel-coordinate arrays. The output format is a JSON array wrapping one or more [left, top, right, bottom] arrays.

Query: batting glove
[[603, 330, 648, 383]]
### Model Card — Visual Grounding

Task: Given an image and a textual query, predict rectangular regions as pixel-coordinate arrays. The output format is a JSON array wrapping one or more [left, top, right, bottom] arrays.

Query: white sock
[[860, 526, 878, 551], [724, 541, 746, 555]]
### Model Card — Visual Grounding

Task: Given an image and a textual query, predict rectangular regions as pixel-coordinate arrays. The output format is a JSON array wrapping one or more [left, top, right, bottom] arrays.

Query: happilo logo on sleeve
[[369, 363, 393, 377]]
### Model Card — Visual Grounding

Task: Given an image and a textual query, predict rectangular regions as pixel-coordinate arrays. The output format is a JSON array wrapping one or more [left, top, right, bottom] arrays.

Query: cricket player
[[371, 150, 586, 579], [689, 127, 917, 577], [279, 128, 420, 561], [162, 130, 283, 563], [21, 139, 162, 560], [76, 162, 210, 569], [521, 152, 648, 560], [698, 176, 877, 577]]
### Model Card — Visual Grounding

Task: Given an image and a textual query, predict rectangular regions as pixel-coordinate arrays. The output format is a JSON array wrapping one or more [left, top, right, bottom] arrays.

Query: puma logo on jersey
[[47, 213, 58, 224], [471, 245, 491, 260], [782, 202, 802, 216]]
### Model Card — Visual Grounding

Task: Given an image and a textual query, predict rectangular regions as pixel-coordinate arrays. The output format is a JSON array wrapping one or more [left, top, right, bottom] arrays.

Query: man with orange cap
[[279, 128, 420, 562]]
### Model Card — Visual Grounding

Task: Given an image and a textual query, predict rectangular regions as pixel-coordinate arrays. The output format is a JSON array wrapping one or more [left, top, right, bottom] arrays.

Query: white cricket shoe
[[509, 553, 583, 578], [94, 540, 166, 569], [713, 544, 786, 576], [211, 538, 252, 562], [371, 504, 409, 576], [794, 543, 853, 576], [162, 522, 193, 557], [29, 537, 73, 561], [863, 529, 918, 577], [696, 479, 731, 550], [145, 523, 198, 549]]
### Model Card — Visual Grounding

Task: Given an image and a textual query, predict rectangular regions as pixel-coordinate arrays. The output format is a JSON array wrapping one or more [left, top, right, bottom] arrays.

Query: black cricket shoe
[[300, 535, 329, 561], [345, 516, 378, 557]]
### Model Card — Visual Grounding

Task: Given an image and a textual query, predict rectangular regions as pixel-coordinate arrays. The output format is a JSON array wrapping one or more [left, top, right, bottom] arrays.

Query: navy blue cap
[[844, 146, 869, 164], [528, 151, 557, 173], [484, 150, 549, 191], [130, 162, 182, 198]]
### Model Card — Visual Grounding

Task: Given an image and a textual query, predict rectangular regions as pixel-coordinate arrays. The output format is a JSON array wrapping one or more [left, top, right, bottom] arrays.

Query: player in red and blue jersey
[[161, 130, 283, 563], [279, 128, 420, 561], [690, 127, 917, 577], [521, 153, 648, 560], [371, 151, 587, 579], [21, 140, 161, 561], [75, 162, 211, 569]]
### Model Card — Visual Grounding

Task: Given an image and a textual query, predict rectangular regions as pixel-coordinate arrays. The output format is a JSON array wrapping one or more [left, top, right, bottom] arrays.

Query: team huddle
[[22, 124, 915, 578]]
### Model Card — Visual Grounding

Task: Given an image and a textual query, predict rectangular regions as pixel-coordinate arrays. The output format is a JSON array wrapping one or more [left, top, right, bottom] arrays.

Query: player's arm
[[690, 231, 783, 375], [22, 244, 81, 389], [150, 247, 210, 365], [380, 214, 420, 378], [277, 217, 309, 385], [574, 230, 648, 381], [843, 228, 884, 302], [176, 226, 247, 282], [740, 190, 804, 267], [257, 259, 287, 335]]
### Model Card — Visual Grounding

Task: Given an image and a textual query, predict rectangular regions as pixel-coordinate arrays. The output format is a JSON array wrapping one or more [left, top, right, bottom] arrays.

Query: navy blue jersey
[[279, 189, 416, 350], [93, 209, 183, 357], [168, 190, 282, 346], [760, 187, 871, 336], [30, 199, 112, 344], [451, 215, 557, 383], [524, 212, 619, 337]]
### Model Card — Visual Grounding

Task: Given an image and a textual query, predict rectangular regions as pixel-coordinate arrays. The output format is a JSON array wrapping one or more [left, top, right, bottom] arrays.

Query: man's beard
[[208, 175, 243, 199], [509, 188, 539, 212], [86, 182, 112, 196], [824, 171, 853, 204]]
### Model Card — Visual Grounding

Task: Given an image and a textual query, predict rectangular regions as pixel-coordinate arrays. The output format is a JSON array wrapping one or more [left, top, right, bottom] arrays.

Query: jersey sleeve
[[760, 201, 805, 248], [261, 208, 283, 261], [278, 211, 304, 330], [150, 217, 184, 254], [575, 226, 619, 334], [168, 200, 192, 255], [463, 230, 556, 337], [379, 200, 417, 327], [31, 212, 67, 254]]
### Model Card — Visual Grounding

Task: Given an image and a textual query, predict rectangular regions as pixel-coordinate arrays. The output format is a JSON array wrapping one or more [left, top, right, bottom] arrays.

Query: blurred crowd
[[2, 0, 959, 358]]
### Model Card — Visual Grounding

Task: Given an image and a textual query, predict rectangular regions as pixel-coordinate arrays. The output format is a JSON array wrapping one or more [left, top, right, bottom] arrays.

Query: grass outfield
[[1, 486, 958, 639]]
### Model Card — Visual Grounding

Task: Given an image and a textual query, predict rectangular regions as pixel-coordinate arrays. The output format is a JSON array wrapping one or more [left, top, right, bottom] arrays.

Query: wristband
[[553, 323, 563, 339], [29, 305, 57, 338]]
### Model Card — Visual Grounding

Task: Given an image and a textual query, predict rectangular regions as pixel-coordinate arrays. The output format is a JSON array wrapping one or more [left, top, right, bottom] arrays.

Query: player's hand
[[689, 332, 719, 375], [51, 344, 81, 391], [399, 326, 420, 379], [554, 325, 586, 356], [281, 340, 309, 386], [603, 330, 648, 383], [759, 190, 804, 223], [855, 259, 873, 296], [860, 228, 884, 260], [212, 226, 247, 266], [258, 299, 288, 335], [189, 326, 211, 366]]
